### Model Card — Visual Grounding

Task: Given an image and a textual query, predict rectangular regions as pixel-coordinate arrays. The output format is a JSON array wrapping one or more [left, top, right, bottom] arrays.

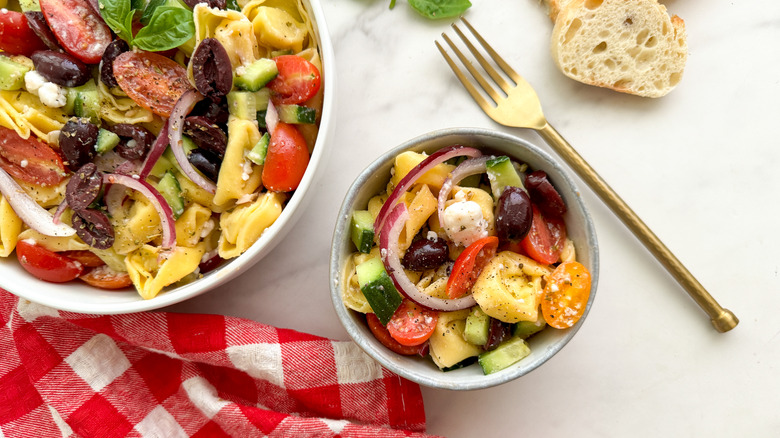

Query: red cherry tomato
[[386, 299, 438, 347], [446, 236, 499, 299], [261, 122, 309, 192], [39, 0, 111, 64], [366, 312, 427, 356], [0, 10, 48, 56], [267, 55, 322, 105], [79, 267, 133, 290], [112, 51, 193, 117], [520, 205, 567, 265], [0, 126, 67, 186], [541, 261, 592, 329], [16, 240, 83, 283], [61, 250, 105, 268]]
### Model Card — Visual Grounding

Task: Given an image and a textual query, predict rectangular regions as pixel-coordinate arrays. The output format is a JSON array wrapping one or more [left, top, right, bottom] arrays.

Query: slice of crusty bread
[[549, 0, 687, 98]]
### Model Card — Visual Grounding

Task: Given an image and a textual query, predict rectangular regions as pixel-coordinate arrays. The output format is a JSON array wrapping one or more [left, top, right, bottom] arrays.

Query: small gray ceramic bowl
[[330, 128, 599, 390]]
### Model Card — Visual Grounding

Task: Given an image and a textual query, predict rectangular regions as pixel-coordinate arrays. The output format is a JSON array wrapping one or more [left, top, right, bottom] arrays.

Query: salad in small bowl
[[0, 0, 334, 312], [330, 128, 598, 390]]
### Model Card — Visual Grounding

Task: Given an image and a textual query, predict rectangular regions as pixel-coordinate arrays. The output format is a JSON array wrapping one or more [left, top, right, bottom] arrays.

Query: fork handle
[[536, 123, 738, 333]]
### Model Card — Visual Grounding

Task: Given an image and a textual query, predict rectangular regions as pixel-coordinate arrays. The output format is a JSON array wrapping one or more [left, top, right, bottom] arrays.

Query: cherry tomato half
[[39, 0, 111, 64], [386, 299, 438, 347], [366, 312, 427, 356], [520, 205, 567, 265], [0, 10, 48, 56], [267, 55, 321, 105], [261, 122, 309, 192], [446, 236, 499, 299], [541, 261, 592, 329], [61, 250, 105, 268], [16, 240, 83, 283], [79, 267, 133, 290], [113, 51, 193, 117], [0, 126, 67, 186]]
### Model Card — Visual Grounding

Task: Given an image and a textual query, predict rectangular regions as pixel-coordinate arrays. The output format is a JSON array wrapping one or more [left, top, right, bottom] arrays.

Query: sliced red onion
[[374, 145, 482, 235], [437, 155, 490, 229], [139, 120, 170, 180], [104, 173, 177, 249], [94, 150, 141, 175], [0, 168, 75, 237], [168, 89, 217, 194], [265, 100, 279, 135], [380, 203, 476, 311], [52, 200, 68, 224]]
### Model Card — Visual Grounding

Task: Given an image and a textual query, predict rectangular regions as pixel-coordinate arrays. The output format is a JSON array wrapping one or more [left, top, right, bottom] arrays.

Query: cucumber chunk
[[227, 91, 256, 120], [464, 307, 490, 346], [486, 156, 524, 199], [72, 81, 101, 124], [478, 336, 531, 375], [95, 128, 120, 154], [157, 171, 185, 219], [19, 0, 41, 12], [277, 104, 316, 124], [234, 58, 278, 92], [514, 317, 546, 339], [247, 132, 270, 166], [350, 210, 375, 254], [355, 257, 403, 326], [149, 154, 175, 180], [0, 57, 31, 91]]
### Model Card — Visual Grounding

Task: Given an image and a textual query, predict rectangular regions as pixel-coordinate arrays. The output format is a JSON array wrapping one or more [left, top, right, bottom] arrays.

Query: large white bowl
[[0, 0, 336, 314], [330, 128, 599, 390]]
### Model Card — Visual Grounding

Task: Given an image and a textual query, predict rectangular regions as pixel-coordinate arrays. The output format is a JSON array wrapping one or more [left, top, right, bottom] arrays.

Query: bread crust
[[549, 0, 688, 97]]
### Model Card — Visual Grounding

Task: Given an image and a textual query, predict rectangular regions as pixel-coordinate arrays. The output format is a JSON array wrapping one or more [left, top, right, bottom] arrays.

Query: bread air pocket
[[125, 245, 204, 300]]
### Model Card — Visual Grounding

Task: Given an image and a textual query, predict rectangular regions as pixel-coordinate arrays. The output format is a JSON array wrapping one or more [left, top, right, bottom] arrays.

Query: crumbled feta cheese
[[20, 159, 28, 168], [200, 218, 215, 238], [48, 130, 61, 146], [241, 159, 253, 181], [37, 82, 67, 108], [426, 230, 439, 241], [24, 71, 46, 96], [127, 139, 138, 149], [441, 200, 488, 247]]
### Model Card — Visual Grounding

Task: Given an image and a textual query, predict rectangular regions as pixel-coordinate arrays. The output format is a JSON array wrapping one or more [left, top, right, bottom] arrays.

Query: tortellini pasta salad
[[0, 0, 323, 299]]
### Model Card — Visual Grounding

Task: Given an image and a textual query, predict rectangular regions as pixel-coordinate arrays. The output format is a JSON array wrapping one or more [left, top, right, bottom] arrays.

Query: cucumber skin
[[356, 258, 403, 326], [478, 337, 531, 375], [486, 156, 524, 198], [350, 210, 375, 254]]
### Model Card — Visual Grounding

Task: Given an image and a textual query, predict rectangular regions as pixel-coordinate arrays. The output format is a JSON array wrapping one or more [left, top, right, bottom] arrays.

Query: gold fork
[[436, 17, 738, 333]]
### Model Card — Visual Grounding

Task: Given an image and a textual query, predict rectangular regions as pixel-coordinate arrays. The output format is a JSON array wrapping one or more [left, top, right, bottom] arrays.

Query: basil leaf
[[99, 0, 135, 42], [408, 0, 471, 19], [134, 6, 195, 52], [140, 0, 166, 25]]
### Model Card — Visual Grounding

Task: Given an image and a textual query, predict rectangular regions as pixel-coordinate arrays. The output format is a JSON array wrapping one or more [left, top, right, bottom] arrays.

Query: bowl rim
[[329, 127, 599, 390], [0, 0, 337, 314]]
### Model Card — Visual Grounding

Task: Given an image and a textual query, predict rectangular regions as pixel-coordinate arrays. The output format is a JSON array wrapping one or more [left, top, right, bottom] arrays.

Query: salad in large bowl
[[0, 0, 334, 312]]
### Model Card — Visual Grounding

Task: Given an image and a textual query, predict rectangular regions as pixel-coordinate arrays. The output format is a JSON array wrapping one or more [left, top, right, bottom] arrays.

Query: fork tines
[[436, 17, 522, 108]]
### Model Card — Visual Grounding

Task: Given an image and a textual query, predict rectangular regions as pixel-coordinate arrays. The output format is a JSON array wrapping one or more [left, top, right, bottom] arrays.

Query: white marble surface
[[167, 1, 780, 436]]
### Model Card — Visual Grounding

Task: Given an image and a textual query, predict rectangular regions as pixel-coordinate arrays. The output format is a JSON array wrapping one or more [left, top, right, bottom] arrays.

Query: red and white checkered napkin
[[0, 289, 436, 438]]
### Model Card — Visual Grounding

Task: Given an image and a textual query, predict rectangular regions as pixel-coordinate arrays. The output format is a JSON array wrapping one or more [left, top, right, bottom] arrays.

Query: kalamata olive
[[190, 98, 229, 125], [484, 318, 512, 351], [59, 119, 99, 171], [183, 116, 227, 158], [191, 38, 233, 101], [66, 163, 103, 211], [495, 186, 532, 242], [24, 12, 62, 52], [183, 0, 226, 9], [402, 237, 449, 271], [31, 51, 91, 87], [188, 149, 221, 182], [99, 39, 130, 88], [72, 208, 114, 250], [525, 170, 567, 218], [110, 124, 154, 160]]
